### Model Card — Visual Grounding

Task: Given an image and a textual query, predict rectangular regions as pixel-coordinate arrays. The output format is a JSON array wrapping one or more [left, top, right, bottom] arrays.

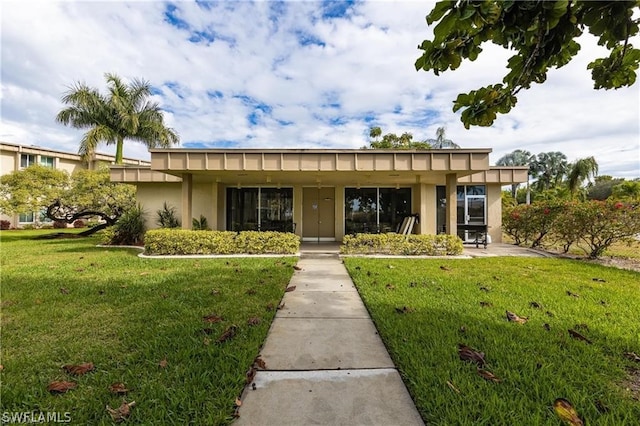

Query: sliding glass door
[[226, 188, 293, 232], [345, 187, 411, 235]]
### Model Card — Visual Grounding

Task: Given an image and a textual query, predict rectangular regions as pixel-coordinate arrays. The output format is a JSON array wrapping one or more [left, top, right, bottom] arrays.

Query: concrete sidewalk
[[235, 254, 424, 426]]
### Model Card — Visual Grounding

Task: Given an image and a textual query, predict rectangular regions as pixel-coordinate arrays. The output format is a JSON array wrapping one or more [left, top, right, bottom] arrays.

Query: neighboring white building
[[0, 142, 149, 228]]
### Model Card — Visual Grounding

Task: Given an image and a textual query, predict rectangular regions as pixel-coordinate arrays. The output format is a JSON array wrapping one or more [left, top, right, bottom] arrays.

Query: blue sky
[[1, 1, 639, 177]]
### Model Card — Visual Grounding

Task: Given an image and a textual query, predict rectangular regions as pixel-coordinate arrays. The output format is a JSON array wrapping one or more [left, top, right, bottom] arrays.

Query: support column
[[445, 173, 457, 237], [335, 185, 345, 241], [181, 173, 193, 230], [210, 183, 219, 230]]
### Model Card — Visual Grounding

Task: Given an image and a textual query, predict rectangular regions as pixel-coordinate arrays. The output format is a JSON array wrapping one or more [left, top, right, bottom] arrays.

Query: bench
[[457, 224, 489, 249]]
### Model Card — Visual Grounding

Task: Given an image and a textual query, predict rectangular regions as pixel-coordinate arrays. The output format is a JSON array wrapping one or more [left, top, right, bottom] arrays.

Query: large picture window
[[226, 188, 293, 232], [345, 187, 411, 235]]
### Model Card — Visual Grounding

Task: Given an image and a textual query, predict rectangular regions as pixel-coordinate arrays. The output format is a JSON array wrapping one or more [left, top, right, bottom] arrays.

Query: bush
[[110, 204, 146, 246], [340, 233, 463, 256], [144, 229, 300, 255], [0, 220, 10, 230], [53, 220, 68, 229], [192, 215, 209, 230], [73, 219, 86, 228], [502, 201, 563, 247], [554, 200, 640, 258], [504, 199, 640, 258], [156, 202, 180, 228]]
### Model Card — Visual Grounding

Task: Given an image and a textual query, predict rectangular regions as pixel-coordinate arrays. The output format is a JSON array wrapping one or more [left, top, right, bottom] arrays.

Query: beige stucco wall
[[136, 183, 182, 229]]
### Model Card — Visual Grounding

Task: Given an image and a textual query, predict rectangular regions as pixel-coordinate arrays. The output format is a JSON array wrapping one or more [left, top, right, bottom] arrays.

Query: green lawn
[[1, 230, 295, 425], [344, 257, 640, 425]]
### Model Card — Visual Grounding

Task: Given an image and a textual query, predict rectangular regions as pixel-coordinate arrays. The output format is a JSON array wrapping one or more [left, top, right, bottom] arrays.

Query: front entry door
[[302, 187, 335, 241]]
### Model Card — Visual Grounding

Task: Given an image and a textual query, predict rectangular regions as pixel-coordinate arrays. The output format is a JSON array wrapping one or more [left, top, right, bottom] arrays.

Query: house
[[110, 148, 527, 243], [0, 142, 149, 228]]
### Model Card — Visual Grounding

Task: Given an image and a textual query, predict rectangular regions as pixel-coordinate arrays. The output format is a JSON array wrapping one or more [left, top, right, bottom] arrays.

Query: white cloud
[[1, 0, 638, 178]]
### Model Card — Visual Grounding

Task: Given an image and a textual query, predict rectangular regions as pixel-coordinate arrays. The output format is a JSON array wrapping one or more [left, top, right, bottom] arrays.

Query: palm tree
[[56, 73, 179, 164], [531, 152, 568, 192], [496, 149, 534, 202], [428, 127, 461, 149], [567, 156, 599, 197]]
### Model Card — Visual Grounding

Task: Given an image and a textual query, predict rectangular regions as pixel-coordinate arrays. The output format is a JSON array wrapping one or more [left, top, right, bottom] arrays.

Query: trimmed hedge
[[340, 233, 464, 256], [144, 229, 300, 255]]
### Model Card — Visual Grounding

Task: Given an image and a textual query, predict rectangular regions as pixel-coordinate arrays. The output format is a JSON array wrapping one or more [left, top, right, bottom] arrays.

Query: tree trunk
[[115, 135, 124, 164]]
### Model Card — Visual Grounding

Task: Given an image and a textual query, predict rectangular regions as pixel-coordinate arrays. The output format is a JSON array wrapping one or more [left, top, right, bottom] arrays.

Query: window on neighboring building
[[19, 212, 34, 223], [40, 156, 55, 168], [226, 187, 294, 232], [20, 154, 36, 168], [345, 187, 411, 235]]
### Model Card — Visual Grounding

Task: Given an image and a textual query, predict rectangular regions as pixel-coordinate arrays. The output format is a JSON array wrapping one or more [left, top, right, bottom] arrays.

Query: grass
[[1, 230, 296, 425], [344, 257, 640, 425]]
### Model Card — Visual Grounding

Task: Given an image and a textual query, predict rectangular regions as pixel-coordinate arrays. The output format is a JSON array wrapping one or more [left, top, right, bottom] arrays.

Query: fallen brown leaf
[[62, 362, 94, 376], [543, 323, 551, 331], [440, 265, 451, 271], [246, 288, 257, 295], [592, 277, 606, 283], [285, 286, 296, 292], [254, 356, 267, 370], [458, 344, 486, 366], [109, 383, 130, 394], [247, 317, 261, 326], [293, 265, 302, 271], [235, 397, 242, 407], [395, 306, 415, 314], [158, 358, 168, 368], [477, 368, 501, 383], [566, 291, 580, 298], [203, 313, 223, 323], [479, 285, 490, 292], [265, 303, 274, 311], [47, 381, 77, 394], [479, 301, 493, 308], [106, 400, 135, 423], [530, 301, 542, 309], [546, 310, 555, 317], [623, 352, 640, 362], [245, 367, 256, 384], [553, 398, 583, 426], [506, 310, 528, 324], [276, 302, 285, 310], [60, 288, 70, 294], [385, 284, 395, 290], [568, 329, 592, 344], [217, 325, 238, 343], [211, 289, 220, 295], [387, 265, 395, 269]]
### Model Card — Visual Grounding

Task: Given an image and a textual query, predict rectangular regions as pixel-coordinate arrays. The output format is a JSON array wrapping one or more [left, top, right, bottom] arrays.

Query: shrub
[[110, 204, 146, 246], [156, 202, 180, 228], [340, 233, 463, 256], [40, 223, 53, 229], [502, 201, 563, 247], [554, 199, 640, 258], [73, 219, 86, 228], [53, 220, 68, 229], [144, 229, 300, 255], [192, 215, 209, 230], [0, 220, 10, 230]]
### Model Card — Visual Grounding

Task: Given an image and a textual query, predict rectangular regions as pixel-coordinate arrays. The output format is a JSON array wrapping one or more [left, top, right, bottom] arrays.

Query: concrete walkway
[[235, 252, 424, 426]]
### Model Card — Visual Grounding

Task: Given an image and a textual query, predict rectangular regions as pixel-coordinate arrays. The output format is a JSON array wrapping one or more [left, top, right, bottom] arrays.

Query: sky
[[1, 0, 639, 178]]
